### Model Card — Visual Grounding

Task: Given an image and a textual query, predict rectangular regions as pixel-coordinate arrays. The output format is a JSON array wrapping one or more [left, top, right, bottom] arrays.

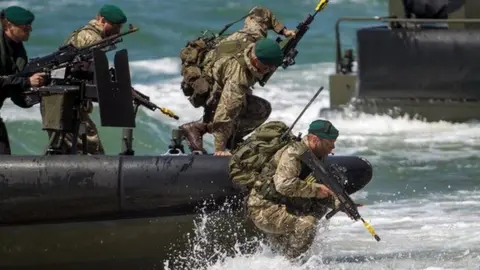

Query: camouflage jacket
[[64, 19, 104, 48], [202, 5, 286, 72], [209, 43, 264, 151], [221, 6, 286, 44], [247, 136, 338, 210], [201, 5, 286, 78]]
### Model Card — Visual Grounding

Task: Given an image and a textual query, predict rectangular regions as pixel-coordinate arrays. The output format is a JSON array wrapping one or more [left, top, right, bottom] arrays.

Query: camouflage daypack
[[179, 35, 254, 108], [179, 33, 222, 108], [228, 121, 297, 190], [179, 9, 266, 108]]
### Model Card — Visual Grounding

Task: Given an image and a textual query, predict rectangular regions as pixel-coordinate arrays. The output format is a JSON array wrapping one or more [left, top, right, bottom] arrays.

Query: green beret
[[3, 6, 35, 25], [99, 4, 127, 24], [254, 38, 283, 66], [308, 119, 339, 140]]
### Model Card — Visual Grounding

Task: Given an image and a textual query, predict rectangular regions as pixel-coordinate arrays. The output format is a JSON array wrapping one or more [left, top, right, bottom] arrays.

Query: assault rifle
[[132, 89, 179, 120], [19, 24, 138, 79], [300, 150, 381, 242], [120, 88, 179, 156], [107, 66, 180, 120], [259, 0, 329, 86]]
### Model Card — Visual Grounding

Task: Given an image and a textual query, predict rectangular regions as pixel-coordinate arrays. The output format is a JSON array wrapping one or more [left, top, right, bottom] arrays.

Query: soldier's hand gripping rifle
[[19, 24, 139, 80], [300, 150, 381, 242], [259, 0, 329, 87]]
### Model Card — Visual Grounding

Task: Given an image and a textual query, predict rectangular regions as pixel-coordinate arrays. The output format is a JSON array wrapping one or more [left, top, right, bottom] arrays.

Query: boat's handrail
[[334, 16, 480, 73]]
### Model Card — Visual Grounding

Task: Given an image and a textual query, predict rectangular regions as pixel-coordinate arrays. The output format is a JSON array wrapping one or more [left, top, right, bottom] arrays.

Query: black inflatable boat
[[0, 153, 372, 226], [0, 151, 373, 270]]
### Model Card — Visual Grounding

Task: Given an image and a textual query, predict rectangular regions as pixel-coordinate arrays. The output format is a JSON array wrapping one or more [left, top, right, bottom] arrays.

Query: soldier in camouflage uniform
[[247, 119, 340, 259], [179, 6, 296, 155], [221, 6, 296, 44], [184, 38, 284, 155], [40, 4, 127, 154]]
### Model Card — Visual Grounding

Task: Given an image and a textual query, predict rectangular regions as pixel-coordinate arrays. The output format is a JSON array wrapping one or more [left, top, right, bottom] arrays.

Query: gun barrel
[[24, 84, 99, 100], [19, 25, 139, 79], [301, 151, 362, 220], [83, 25, 138, 51], [133, 90, 159, 112], [133, 89, 150, 101], [258, 12, 320, 86]]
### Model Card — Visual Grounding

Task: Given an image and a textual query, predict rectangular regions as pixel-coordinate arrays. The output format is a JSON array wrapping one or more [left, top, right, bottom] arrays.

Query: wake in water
[[3, 57, 479, 160], [128, 59, 480, 165], [163, 197, 265, 270], [163, 190, 480, 270]]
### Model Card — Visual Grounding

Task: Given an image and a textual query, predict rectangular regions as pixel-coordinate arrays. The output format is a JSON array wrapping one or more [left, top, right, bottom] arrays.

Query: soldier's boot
[[179, 120, 208, 153]]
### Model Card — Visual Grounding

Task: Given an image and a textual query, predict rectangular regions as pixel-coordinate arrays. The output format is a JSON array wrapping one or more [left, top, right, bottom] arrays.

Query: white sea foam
[[164, 190, 480, 270], [3, 57, 480, 162]]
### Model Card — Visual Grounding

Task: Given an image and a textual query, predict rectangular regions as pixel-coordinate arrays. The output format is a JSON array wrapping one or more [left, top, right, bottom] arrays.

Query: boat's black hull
[[0, 154, 372, 226], [0, 154, 373, 269]]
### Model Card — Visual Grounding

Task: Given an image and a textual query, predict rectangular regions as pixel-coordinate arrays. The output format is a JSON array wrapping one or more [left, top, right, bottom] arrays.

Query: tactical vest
[[229, 120, 296, 191], [180, 36, 255, 108], [254, 140, 327, 213], [255, 140, 311, 194]]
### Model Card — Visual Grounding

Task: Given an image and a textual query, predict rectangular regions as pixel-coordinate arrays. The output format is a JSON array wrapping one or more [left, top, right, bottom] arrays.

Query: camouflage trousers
[[248, 204, 318, 259], [233, 94, 272, 139], [210, 94, 272, 149], [47, 110, 105, 155]]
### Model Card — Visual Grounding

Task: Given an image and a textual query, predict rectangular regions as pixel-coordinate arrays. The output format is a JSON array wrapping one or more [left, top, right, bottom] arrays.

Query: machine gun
[[20, 24, 138, 109], [19, 24, 138, 82], [23, 44, 138, 155], [259, 0, 329, 86], [300, 150, 381, 242], [21, 24, 180, 157]]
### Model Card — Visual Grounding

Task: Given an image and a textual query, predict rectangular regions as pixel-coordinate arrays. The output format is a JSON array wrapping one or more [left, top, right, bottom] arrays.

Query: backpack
[[179, 32, 254, 109], [179, 32, 222, 107], [228, 120, 297, 191], [179, 10, 256, 108]]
